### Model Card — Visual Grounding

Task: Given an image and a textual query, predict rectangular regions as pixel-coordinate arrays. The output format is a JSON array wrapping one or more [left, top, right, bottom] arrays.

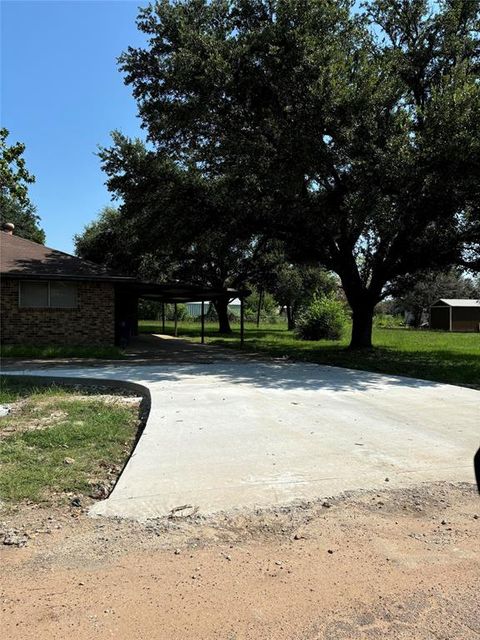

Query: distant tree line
[[382, 268, 480, 326]]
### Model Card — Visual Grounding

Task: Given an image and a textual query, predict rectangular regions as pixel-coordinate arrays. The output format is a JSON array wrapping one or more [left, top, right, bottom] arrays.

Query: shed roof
[[432, 298, 480, 308], [0, 231, 134, 282]]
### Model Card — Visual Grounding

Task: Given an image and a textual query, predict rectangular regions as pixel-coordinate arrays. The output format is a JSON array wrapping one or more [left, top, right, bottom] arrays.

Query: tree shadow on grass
[[300, 347, 480, 389], [207, 339, 480, 389]]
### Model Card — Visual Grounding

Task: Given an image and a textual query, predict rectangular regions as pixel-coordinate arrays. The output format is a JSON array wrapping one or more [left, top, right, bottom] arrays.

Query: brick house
[[0, 226, 136, 347]]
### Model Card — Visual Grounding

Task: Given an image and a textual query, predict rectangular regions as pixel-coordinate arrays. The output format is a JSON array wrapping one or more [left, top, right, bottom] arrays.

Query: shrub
[[295, 296, 347, 341], [166, 303, 188, 321], [138, 301, 189, 321], [138, 299, 162, 320], [244, 310, 280, 323], [373, 313, 405, 329]]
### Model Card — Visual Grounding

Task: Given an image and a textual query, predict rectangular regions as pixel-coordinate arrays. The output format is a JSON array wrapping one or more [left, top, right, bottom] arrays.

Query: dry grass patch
[[0, 377, 142, 504]]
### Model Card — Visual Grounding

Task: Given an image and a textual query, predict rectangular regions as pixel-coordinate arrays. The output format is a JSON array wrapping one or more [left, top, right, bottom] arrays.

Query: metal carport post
[[240, 296, 245, 346]]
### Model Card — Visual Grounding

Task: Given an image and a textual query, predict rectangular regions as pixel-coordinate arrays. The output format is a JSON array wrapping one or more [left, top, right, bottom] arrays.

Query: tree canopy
[[78, 134, 275, 332], [0, 127, 45, 243], [394, 268, 480, 325], [115, 0, 480, 347]]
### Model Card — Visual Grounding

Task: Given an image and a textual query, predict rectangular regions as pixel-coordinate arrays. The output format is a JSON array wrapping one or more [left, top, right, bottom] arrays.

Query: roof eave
[[1, 272, 136, 283]]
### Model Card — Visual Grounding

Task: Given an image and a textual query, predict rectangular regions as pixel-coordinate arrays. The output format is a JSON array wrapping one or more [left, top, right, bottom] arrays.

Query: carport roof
[[122, 281, 249, 303]]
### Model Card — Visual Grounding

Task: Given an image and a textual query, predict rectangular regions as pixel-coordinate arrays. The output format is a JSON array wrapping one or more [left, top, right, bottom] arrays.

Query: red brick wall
[[0, 278, 115, 346]]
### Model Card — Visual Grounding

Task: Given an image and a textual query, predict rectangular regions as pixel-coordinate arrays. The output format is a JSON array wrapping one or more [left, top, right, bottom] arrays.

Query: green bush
[[138, 299, 162, 320], [373, 313, 405, 329], [165, 303, 188, 321], [244, 310, 280, 323], [138, 301, 189, 321], [295, 296, 347, 341]]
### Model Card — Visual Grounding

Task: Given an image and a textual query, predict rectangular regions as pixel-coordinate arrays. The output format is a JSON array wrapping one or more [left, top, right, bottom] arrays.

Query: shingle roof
[[434, 298, 480, 308], [0, 231, 133, 282]]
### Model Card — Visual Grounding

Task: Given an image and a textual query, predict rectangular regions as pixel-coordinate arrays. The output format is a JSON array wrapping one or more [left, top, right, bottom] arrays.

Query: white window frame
[[18, 280, 78, 309]]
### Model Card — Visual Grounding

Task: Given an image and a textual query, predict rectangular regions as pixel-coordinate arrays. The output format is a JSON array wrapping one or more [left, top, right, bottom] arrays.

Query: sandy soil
[[1, 482, 479, 640]]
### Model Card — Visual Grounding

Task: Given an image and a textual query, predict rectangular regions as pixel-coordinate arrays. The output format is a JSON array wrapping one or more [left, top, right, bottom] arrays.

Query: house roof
[[0, 231, 134, 282], [432, 298, 480, 308], [0, 231, 251, 302]]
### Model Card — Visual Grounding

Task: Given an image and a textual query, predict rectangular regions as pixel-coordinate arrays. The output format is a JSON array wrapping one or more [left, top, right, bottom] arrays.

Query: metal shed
[[430, 299, 480, 332], [186, 298, 242, 318]]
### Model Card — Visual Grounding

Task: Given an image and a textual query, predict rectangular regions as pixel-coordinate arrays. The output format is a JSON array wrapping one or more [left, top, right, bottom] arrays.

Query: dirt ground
[[1, 482, 479, 640]]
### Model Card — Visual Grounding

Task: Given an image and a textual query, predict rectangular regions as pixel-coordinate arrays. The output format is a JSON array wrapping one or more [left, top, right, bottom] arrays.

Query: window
[[19, 281, 78, 309], [19, 281, 48, 308], [50, 282, 77, 308]]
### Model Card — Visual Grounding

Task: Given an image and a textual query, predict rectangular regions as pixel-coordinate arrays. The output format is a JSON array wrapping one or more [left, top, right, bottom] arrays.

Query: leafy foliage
[[373, 313, 405, 329], [268, 262, 338, 328], [0, 128, 44, 243], [244, 287, 278, 322], [393, 268, 480, 326], [295, 295, 347, 341], [74, 206, 146, 277], [0, 127, 35, 204], [116, 0, 480, 347], [78, 134, 281, 332]]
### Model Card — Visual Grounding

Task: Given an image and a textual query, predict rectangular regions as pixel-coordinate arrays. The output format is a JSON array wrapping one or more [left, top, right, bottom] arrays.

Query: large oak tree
[[117, 0, 480, 347]]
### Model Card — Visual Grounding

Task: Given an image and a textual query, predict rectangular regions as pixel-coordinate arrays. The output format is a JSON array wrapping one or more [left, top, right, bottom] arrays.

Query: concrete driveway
[[5, 360, 479, 521]]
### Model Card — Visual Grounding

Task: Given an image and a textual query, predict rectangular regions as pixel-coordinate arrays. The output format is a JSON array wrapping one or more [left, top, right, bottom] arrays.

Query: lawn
[[0, 344, 125, 359], [0, 377, 140, 503], [139, 319, 480, 388]]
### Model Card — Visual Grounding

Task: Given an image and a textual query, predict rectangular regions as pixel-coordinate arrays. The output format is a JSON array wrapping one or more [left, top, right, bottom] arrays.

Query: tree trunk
[[286, 304, 295, 331], [214, 298, 232, 334], [349, 303, 375, 349]]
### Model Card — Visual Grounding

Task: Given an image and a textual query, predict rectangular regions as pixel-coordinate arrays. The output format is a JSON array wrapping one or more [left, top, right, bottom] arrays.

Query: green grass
[[0, 378, 138, 503], [0, 377, 72, 404], [139, 319, 480, 388], [0, 344, 125, 359]]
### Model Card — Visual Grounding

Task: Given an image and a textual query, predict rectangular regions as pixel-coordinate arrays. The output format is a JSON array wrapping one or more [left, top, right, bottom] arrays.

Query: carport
[[115, 281, 250, 345]]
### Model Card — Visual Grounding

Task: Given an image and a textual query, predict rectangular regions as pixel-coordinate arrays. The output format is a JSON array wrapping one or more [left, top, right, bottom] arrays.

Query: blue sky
[[2, 0, 148, 252]]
